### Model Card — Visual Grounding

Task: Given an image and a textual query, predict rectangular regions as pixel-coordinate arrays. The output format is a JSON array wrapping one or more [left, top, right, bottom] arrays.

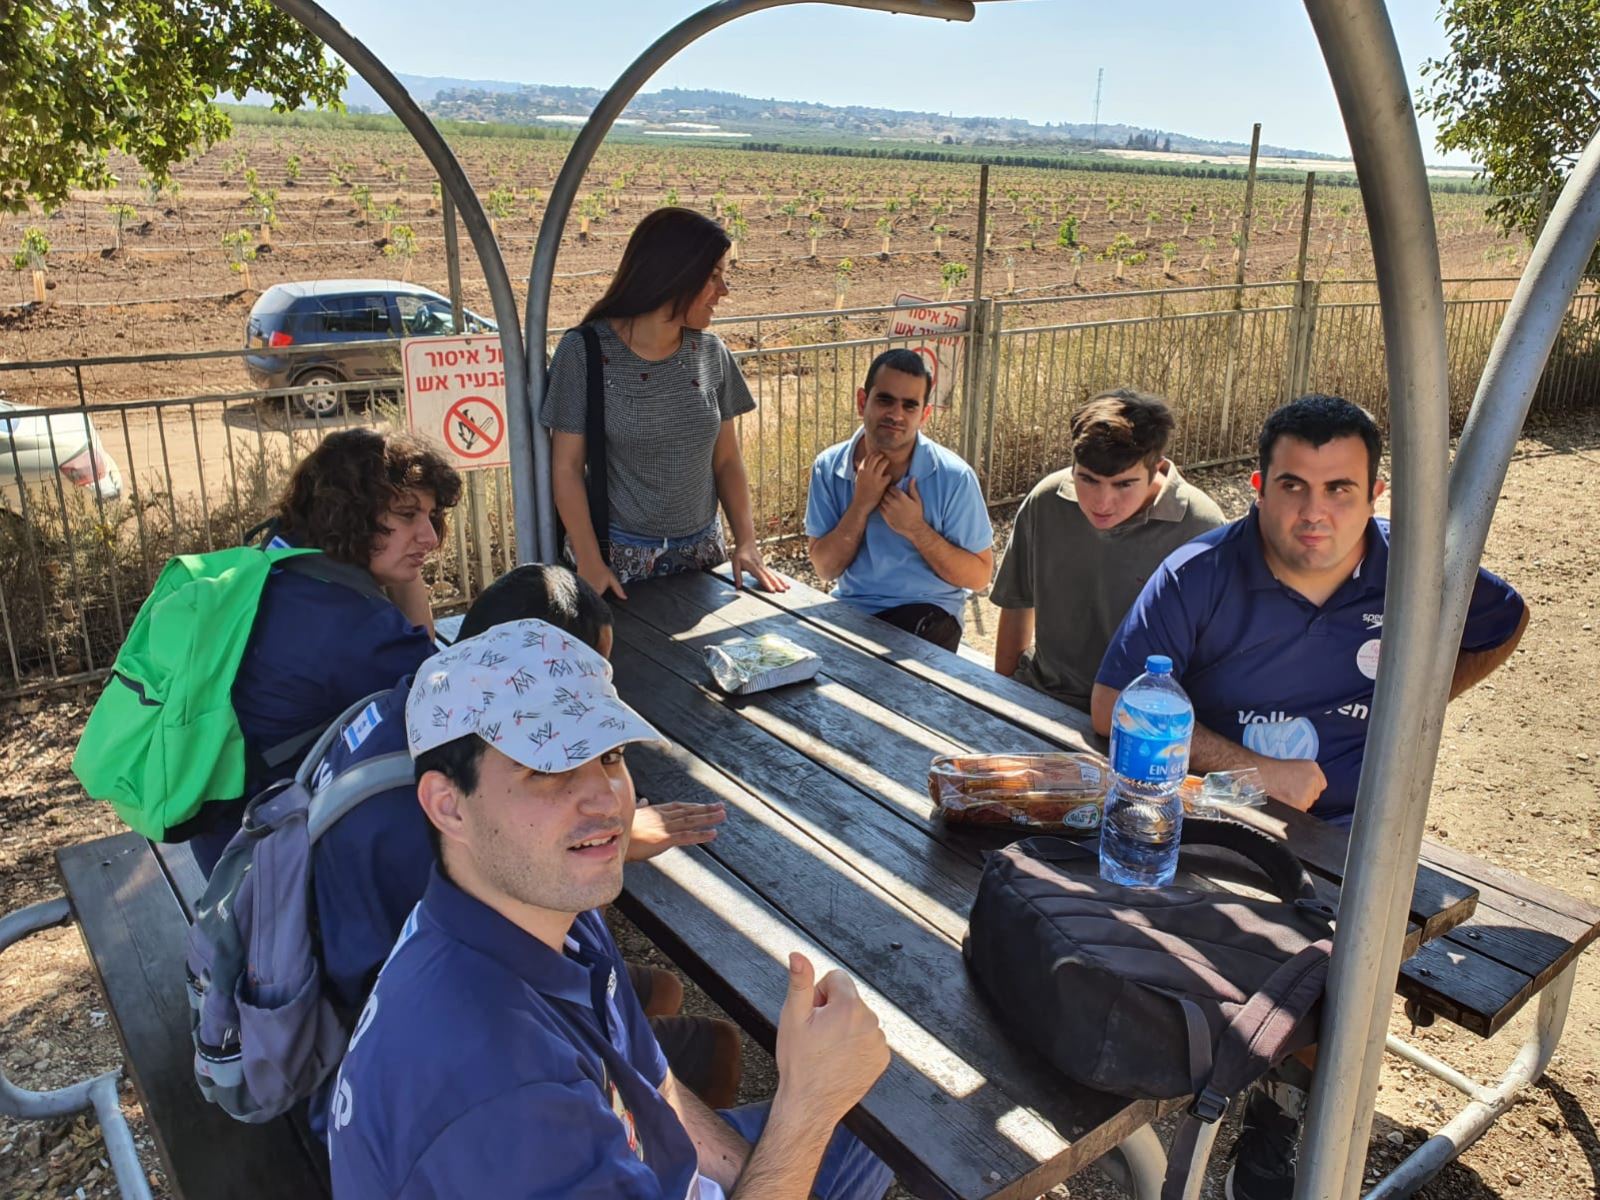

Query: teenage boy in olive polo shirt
[[991, 389, 1224, 712]]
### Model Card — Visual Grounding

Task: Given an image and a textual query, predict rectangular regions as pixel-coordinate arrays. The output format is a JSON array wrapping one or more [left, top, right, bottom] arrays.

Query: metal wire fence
[[2, 279, 1596, 696]]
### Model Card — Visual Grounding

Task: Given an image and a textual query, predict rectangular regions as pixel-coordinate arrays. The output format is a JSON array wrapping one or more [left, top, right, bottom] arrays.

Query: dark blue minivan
[[244, 279, 496, 416]]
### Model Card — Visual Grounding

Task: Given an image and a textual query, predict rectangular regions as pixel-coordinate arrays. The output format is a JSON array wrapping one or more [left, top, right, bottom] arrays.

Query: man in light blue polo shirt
[[806, 349, 993, 650], [328, 620, 895, 1200]]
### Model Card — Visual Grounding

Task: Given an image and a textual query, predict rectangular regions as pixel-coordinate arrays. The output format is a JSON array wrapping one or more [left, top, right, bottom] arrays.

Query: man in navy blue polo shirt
[[806, 348, 993, 650], [311, 565, 736, 1109], [1093, 394, 1528, 827], [1093, 395, 1528, 1200], [327, 620, 894, 1200]]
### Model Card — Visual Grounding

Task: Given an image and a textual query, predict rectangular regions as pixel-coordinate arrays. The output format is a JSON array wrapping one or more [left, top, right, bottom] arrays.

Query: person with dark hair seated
[[1092, 393, 1528, 824], [805, 347, 993, 650], [308, 564, 738, 1118], [185, 428, 462, 873], [1092, 395, 1529, 1200], [543, 206, 786, 599], [991, 388, 1225, 712], [327, 621, 894, 1200]]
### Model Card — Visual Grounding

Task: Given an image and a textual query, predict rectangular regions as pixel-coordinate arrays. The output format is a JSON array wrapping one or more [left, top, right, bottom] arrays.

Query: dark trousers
[[872, 602, 963, 652]]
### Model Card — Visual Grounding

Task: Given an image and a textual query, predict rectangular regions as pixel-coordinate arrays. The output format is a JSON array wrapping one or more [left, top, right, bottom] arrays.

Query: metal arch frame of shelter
[[270, 2, 1600, 1198], [266, 0, 541, 567]]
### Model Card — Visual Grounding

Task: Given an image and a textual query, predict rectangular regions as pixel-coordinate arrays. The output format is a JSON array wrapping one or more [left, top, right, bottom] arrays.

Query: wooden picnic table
[[607, 568, 1482, 1200]]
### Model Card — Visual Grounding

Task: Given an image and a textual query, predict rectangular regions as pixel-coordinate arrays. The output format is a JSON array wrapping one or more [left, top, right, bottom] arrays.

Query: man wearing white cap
[[326, 619, 895, 1200]]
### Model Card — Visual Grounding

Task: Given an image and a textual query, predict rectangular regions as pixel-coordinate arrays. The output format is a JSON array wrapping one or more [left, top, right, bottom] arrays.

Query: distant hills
[[335, 74, 1338, 161]]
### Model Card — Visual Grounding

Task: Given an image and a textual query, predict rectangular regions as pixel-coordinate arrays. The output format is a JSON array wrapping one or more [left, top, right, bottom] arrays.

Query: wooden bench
[[39, 833, 332, 1200]]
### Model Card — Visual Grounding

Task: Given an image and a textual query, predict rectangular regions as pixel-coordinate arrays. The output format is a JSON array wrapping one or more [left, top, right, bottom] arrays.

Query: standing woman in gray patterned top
[[542, 207, 788, 599]]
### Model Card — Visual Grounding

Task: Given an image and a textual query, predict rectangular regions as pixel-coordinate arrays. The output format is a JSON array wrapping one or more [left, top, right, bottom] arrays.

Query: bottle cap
[[1144, 654, 1174, 675]]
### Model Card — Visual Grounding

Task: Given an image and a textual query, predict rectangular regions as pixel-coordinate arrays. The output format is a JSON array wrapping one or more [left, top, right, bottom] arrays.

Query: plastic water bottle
[[1100, 654, 1194, 888]]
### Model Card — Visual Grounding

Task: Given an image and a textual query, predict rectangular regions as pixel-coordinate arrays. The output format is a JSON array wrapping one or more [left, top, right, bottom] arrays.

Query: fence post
[[961, 164, 992, 467], [441, 188, 494, 596], [1285, 171, 1317, 402], [1219, 123, 1262, 443], [980, 297, 1004, 489]]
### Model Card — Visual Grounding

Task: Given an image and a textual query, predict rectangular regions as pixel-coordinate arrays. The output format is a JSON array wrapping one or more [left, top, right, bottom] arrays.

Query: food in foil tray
[[706, 634, 820, 695], [929, 752, 1109, 832]]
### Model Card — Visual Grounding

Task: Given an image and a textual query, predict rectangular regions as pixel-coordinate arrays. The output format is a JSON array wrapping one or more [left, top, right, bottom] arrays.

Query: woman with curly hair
[[543, 206, 787, 598], [184, 428, 462, 871]]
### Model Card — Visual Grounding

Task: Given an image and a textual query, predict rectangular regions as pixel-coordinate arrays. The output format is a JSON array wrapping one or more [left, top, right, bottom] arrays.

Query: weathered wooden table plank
[[618, 844, 1170, 1200]]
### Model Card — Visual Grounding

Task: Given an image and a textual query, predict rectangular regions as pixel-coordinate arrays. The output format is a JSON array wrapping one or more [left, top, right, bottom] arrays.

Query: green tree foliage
[[1420, 0, 1600, 257], [0, 1, 346, 212]]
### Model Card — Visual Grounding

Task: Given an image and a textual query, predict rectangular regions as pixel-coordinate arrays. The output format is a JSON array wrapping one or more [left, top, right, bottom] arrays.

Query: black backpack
[[963, 818, 1334, 1198]]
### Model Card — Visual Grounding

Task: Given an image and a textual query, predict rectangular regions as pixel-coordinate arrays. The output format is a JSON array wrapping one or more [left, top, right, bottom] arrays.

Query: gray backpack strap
[[260, 724, 322, 771], [277, 551, 386, 602], [293, 691, 393, 788], [307, 752, 415, 843]]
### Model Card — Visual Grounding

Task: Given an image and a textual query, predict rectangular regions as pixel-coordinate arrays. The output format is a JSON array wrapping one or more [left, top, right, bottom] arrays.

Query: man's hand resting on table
[[626, 800, 726, 861], [1254, 758, 1327, 812]]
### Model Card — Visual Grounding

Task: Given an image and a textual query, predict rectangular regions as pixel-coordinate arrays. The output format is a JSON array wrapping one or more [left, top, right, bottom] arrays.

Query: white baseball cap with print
[[405, 618, 661, 771]]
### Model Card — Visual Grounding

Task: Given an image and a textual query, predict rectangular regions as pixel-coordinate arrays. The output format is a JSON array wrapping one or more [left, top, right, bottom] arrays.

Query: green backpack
[[72, 545, 382, 840]]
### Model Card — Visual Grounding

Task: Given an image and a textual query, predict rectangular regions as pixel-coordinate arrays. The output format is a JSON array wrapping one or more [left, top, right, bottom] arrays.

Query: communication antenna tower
[[1092, 67, 1104, 145]]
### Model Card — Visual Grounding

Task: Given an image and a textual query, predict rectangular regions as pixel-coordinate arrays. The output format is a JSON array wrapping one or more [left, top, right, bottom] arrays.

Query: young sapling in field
[[106, 202, 136, 253], [940, 261, 968, 300], [383, 224, 417, 281], [12, 227, 51, 303], [221, 227, 257, 289]]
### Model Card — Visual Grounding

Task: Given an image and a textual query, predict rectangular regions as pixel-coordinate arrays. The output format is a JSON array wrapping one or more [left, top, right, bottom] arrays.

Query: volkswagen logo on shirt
[[1239, 714, 1320, 760]]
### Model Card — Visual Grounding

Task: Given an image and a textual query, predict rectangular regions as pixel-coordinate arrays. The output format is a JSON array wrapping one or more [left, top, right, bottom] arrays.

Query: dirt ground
[[3, 409, 1597, 1198]]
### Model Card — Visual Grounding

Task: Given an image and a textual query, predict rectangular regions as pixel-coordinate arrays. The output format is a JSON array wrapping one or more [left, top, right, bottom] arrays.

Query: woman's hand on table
[[731, 542, 790, 592], [577, 554, 629, 601], [627, 800, 726, 861]]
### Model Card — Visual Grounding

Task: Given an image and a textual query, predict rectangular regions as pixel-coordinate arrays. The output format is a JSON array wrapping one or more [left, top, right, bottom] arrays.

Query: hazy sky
[[317, 1, 1467, 165]]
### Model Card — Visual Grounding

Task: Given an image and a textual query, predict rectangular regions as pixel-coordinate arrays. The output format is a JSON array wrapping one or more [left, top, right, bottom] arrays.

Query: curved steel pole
[[268, 0, 539, 563], [523, 0, 976, 562], [1296, 2, 1451, 1196]]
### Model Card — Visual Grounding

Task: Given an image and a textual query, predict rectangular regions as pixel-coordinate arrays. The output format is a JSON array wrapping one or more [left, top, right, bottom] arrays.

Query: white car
[[0, 392, 123, 510]]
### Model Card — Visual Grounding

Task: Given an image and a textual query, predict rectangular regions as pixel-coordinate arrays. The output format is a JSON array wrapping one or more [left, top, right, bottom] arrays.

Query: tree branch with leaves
[[1419, 0, 1600, 267], [0, 0, 345, 213]]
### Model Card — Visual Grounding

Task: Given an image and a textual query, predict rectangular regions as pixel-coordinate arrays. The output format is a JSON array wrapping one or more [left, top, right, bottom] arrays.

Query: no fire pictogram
[[444, 396, 504, 460], [403, 334, 510, 470]]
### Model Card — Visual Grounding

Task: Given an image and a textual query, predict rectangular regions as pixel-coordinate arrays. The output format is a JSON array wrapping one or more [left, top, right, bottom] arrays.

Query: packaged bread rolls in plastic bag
[[928, 751, 1109, 832]]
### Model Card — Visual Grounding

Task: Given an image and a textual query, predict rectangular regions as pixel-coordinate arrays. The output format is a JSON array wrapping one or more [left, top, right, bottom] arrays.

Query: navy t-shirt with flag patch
[[327, 869, 693, 1200], [1096, 510, 1524, 824]]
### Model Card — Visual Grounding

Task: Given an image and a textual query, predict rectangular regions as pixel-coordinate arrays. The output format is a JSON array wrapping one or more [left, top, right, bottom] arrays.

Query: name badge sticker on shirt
[[1356, 637, 1382, 681]]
